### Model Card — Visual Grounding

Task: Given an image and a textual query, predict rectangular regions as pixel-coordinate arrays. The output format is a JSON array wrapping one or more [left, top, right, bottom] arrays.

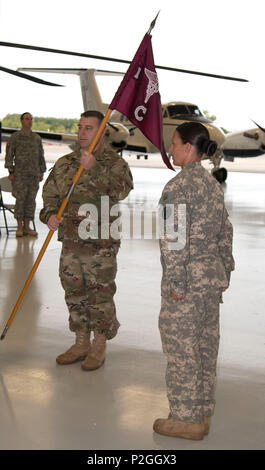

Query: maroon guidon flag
[[109, 33, 174, 171]]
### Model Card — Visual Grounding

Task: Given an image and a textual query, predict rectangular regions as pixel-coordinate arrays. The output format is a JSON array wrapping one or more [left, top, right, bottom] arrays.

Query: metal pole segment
[[0, 108, 112, 340], [65, 182, 76, 200], [147, 11, 160, 35]]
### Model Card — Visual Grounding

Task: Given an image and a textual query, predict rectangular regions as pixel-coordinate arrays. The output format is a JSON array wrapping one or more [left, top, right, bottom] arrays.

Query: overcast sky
[[0, 0, 264, 132]]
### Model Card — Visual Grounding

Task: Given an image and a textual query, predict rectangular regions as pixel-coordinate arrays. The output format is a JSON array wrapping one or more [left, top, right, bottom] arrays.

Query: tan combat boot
[[56, 331, 90, 365], [153, 417, 205, 440], [168, 412, 210, 436], [23, 218, 38, 236], [16, 219, 24, 237], [81, 332, 106, 371]]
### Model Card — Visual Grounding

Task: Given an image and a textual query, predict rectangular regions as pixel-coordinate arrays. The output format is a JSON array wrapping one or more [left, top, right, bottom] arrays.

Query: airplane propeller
[[0, 65, 63, 86], [251, 120, 265, 152], [0, 40, 248, 83], [252, 120, 265, 133]]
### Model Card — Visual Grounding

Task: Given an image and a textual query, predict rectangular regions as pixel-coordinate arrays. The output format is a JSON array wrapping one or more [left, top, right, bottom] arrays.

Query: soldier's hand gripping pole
[[1, 109, 112, 341]]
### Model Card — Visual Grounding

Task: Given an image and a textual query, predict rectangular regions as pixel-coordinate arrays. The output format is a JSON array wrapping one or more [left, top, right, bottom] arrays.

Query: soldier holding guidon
[[40, 110, 133, 371]]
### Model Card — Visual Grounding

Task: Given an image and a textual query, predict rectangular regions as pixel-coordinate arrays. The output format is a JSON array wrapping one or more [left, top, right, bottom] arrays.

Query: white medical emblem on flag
[[144, 68, 159, 104]]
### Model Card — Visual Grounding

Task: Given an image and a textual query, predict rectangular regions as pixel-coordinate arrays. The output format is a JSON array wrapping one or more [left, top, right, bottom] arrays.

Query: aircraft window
[[167, 105, 189, 117], [167, 104, 204, 118], [187, 106, 203, 116]]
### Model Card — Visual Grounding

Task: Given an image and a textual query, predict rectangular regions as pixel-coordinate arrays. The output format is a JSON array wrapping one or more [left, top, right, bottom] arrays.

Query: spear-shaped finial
[[148, 11, 160, 35]]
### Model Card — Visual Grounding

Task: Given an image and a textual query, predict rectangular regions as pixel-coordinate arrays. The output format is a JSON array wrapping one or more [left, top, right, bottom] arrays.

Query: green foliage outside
[[220, 127, 229, 135], [2, 111, 230, 136], [2, 114, 79, 134], [203, 110, 216, 122], [203, 110, 229, 134]]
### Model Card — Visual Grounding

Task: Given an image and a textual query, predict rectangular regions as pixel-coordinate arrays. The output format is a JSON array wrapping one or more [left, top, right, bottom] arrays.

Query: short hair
[[176, 122, 217, 157], [80, 110, 104, 123], [20, 112, 32, 121]]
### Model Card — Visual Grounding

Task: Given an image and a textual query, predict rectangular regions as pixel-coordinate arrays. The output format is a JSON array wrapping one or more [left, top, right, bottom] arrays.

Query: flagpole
[[0, 109, 112, 341], [147, 11, 160, 34]]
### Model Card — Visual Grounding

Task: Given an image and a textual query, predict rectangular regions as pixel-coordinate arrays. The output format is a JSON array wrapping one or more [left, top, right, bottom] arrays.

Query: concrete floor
[[0, 152, 264, 450]]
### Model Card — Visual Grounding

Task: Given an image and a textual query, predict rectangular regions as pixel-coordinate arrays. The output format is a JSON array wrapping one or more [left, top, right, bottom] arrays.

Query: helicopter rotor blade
[[0, 66, 63, 86], [0, 41, 248, 83]]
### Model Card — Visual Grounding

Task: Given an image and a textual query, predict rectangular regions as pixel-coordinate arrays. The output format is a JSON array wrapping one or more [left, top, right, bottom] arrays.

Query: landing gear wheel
[[213, 167, 227, 183]]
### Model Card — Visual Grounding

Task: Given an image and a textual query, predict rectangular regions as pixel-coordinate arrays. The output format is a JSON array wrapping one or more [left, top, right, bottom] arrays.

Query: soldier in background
[[5, 112, 46, 237], [40, 110, 133, 371], [153, 122, 235, 440]]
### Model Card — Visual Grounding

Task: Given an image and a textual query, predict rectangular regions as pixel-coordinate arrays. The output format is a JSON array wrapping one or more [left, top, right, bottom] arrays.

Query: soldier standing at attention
[[5, 112, 46, 237], [153, 122, 235, 440], [40, 110, 133, 371]]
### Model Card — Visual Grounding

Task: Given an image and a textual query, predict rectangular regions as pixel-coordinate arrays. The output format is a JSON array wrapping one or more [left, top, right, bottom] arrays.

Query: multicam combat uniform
[[5, 130, 46, 220], [159, 161, 234, 424], [40, 143, 133, 340]]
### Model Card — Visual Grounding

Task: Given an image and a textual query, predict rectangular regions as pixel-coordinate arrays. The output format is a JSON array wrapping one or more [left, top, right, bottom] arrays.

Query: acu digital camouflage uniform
[[5, 130, 46, 220], [159, 161, 234, 424], [40, 143, 133, 340]]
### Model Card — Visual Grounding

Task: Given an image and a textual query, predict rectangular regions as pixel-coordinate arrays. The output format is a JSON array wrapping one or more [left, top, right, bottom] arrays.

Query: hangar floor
[[0, 148, 264, 451]]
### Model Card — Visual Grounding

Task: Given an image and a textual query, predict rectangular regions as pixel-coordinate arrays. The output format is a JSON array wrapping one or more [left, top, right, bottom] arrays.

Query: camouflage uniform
[[5, 130, 46, 220], [40, 143, 133, 340], [159, 161, 234, 424]]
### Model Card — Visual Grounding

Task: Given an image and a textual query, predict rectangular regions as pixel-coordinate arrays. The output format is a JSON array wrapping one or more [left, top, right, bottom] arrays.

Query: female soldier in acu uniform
[[154, 122, 235, 440]]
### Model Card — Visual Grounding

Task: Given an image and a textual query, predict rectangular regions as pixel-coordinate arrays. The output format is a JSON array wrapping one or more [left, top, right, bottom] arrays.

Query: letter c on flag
[[135, 105, 147, 122]]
